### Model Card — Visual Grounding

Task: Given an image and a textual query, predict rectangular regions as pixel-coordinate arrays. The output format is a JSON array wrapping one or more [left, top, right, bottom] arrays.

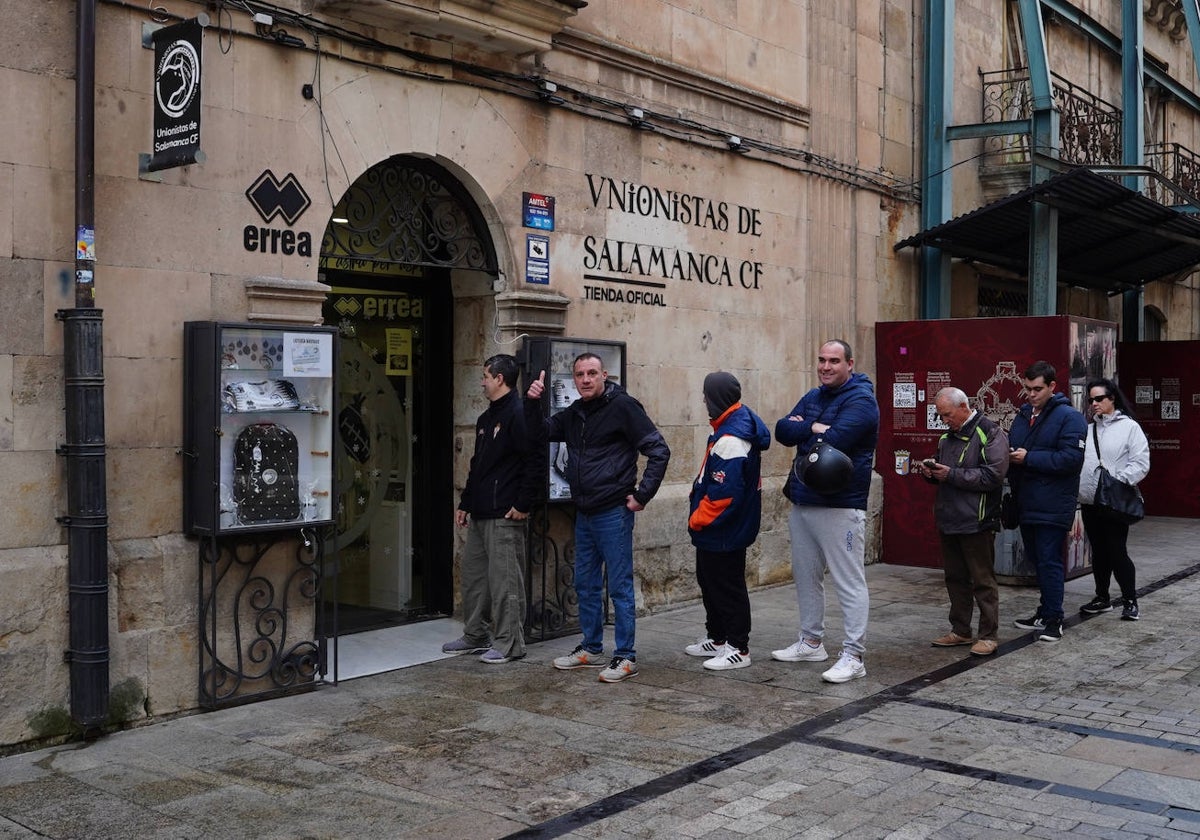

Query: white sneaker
[[770, 639, 829, 662], [684, 638, 725, 657], [552, 645, 606, 670], [703, 644, 751, 671], [597, 656, 639, 683], [821, 651, 866, 683]]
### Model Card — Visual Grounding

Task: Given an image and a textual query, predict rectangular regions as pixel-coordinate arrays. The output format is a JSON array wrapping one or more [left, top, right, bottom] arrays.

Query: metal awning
[[894, 167, 1200, 292]]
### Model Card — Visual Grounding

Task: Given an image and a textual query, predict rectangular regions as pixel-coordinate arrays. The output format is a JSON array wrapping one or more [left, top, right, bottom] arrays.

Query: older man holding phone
[[916, 387, 1009, 656]]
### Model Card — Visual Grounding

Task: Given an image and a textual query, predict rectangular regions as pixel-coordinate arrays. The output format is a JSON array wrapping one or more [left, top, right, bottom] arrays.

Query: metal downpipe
[[61, 0, 109, 731]]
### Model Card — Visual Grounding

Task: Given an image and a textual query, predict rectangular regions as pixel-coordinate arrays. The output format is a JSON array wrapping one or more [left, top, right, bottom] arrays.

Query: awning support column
[[1121, 0, 1146, 338], [1020, 0, 1059, 315], [919, 0, 954, 319]]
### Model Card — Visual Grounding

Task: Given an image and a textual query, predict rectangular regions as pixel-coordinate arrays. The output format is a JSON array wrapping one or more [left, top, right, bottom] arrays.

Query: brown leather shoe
[[970, 639, 998, 656], [931, 632, 973, 647]]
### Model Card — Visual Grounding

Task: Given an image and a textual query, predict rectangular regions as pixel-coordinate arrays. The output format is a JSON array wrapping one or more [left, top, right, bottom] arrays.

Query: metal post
[[919, 0, 954, 320], [62, 0, 109, 731], [1018, 0, 1059, 315], [59, 309, 109, 729]]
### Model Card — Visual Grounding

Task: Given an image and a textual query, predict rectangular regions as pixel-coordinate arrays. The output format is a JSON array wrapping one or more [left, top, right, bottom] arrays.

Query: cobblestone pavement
[[1, 518, 1198, 839]]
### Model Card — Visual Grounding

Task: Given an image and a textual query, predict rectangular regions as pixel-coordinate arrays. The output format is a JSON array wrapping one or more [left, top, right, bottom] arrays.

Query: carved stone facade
[[2, 0, 1199, 748]]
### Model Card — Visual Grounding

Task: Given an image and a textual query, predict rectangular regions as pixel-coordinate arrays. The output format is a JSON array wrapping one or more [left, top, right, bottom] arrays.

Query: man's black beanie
[[703, 371, 741, 419]]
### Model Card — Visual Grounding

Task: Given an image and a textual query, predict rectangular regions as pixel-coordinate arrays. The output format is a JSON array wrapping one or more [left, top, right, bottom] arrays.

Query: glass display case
[[519, 337, 626, 502], [184, 321, 337, 534]]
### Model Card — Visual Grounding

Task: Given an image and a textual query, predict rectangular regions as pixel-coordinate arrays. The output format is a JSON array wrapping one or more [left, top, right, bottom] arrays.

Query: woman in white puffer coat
[[1077, 378, 1150, 621]]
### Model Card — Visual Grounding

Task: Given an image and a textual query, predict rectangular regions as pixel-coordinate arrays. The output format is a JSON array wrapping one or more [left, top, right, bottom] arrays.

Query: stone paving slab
[[1066, 736, 1200, 780], [1, 518, 1199, 838]]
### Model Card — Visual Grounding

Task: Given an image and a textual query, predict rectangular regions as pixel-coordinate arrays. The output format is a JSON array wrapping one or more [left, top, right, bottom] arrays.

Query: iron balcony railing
[[979, 66, 1200, 206], [979, 67, 1200, 206], [980, 67, 1123, 166], [1143, 142, 1200, 205]]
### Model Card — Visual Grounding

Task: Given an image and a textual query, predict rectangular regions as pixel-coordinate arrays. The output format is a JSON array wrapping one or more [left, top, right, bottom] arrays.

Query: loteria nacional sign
[[581, 173, 764, 308]]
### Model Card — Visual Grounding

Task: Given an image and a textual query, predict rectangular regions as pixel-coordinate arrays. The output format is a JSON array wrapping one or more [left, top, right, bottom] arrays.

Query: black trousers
[[1080, 504, 1138, 602], [696, 547, 751, 652]]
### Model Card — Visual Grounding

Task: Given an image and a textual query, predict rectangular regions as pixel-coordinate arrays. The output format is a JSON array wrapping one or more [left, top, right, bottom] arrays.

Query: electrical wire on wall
[[486, 271, 530, 347], [306, 32, 352, 212], [105, 0, 920, 203]]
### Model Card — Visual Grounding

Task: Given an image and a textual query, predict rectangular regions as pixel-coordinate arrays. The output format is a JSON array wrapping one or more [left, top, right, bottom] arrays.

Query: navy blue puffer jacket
[[1007, 392, 1086, 528], [776, 372, 879, 510]]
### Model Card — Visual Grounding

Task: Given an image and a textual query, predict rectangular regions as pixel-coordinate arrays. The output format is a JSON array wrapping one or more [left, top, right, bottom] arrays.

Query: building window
[[1144, 305, 1166, 341], [978, 275, 1027, 317]]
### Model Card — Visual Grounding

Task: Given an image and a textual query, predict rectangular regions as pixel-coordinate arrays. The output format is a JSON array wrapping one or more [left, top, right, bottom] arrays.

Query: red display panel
[[875, 316, 1115, 571], [1117, 340, 1200, 518]]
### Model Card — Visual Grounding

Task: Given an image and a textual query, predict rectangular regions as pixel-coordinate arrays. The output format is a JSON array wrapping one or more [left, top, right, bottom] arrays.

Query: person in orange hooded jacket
[[684, 372, 771, 671]]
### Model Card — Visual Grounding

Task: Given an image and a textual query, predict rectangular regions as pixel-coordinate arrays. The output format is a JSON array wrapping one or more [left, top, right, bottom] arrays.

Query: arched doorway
[[318, 156, 498, 635]]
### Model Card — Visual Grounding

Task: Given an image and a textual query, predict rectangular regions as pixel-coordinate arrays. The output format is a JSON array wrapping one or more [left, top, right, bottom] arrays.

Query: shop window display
[[184, 322, 337, 534]]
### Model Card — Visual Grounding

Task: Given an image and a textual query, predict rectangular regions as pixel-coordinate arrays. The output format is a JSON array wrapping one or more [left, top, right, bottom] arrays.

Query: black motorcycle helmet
[[799, 441, 853, 495]]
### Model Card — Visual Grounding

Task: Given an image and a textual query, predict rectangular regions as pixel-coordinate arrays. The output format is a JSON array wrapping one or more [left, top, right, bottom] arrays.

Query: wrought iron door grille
[[322, 158, 497, 273], [526, 505, 583, 641], [199, 531, 326, 708]]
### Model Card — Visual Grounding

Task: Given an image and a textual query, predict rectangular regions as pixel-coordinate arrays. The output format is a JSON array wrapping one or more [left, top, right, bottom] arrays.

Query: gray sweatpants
[[786, 504, 869, 657]]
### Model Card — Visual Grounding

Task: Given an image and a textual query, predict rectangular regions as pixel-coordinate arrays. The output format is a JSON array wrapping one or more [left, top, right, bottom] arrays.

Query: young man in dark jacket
[[771, 339, 879, 683], [1008, 360, 1086, 643], [685, 372, 771, 671], [443, 354, 544, 664], [918, 386, 1009, 656], [526, 354, 670, 683]]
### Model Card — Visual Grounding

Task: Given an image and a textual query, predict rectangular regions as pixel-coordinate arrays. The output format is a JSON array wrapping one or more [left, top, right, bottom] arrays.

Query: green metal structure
[[920, 0, 1200, 330]]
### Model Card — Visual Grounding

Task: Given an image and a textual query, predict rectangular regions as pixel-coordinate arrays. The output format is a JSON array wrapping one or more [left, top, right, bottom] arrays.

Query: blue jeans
[[574, 505, 636, 660], [1020, 523, 1067, 623]]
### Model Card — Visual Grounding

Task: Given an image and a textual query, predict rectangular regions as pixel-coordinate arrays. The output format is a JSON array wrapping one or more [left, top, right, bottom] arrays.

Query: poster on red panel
[[875, 316, 1113, 570], [1117, 340, 1200, 518]]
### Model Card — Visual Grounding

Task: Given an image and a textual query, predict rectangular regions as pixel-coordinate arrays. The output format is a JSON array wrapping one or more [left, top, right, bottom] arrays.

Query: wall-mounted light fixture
[[272, 30, 306, 48], [537, 79, 564, 105], [626, 106, 652, 130], [727, 135, 747, 152]]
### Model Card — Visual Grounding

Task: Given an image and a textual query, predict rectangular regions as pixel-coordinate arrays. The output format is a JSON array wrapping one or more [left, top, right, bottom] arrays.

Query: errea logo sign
[[244, 169, 314, 256]]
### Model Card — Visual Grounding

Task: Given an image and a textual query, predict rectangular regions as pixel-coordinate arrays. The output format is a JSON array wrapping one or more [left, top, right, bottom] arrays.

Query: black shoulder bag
[[1091, 423, 1144, 524]]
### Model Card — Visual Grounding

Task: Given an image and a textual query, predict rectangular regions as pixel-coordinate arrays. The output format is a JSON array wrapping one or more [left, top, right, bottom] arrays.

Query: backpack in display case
[[232, 422, 300, 524]]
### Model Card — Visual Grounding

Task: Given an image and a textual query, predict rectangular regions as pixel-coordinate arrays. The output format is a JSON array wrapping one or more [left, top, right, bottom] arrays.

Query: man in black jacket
[[526, 353, 670, 683], [443, 354, 544, 664]]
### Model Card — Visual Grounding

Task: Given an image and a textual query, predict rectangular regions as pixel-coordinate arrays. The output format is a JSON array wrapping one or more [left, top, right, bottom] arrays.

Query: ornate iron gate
[[199, 530, 327, 708], [526, 505, 582, 641]]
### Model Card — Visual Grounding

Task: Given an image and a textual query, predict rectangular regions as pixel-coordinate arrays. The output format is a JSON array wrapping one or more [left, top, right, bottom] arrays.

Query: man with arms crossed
[[772, 339, 879, 683]]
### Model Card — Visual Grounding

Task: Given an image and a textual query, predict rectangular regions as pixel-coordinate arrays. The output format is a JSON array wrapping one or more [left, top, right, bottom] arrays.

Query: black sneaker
[[1038, 620, 1063, 642], [1121, 601, 1140, 621], [1013, 614, 1044, 630], [1079, 596, 1112, 615]]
